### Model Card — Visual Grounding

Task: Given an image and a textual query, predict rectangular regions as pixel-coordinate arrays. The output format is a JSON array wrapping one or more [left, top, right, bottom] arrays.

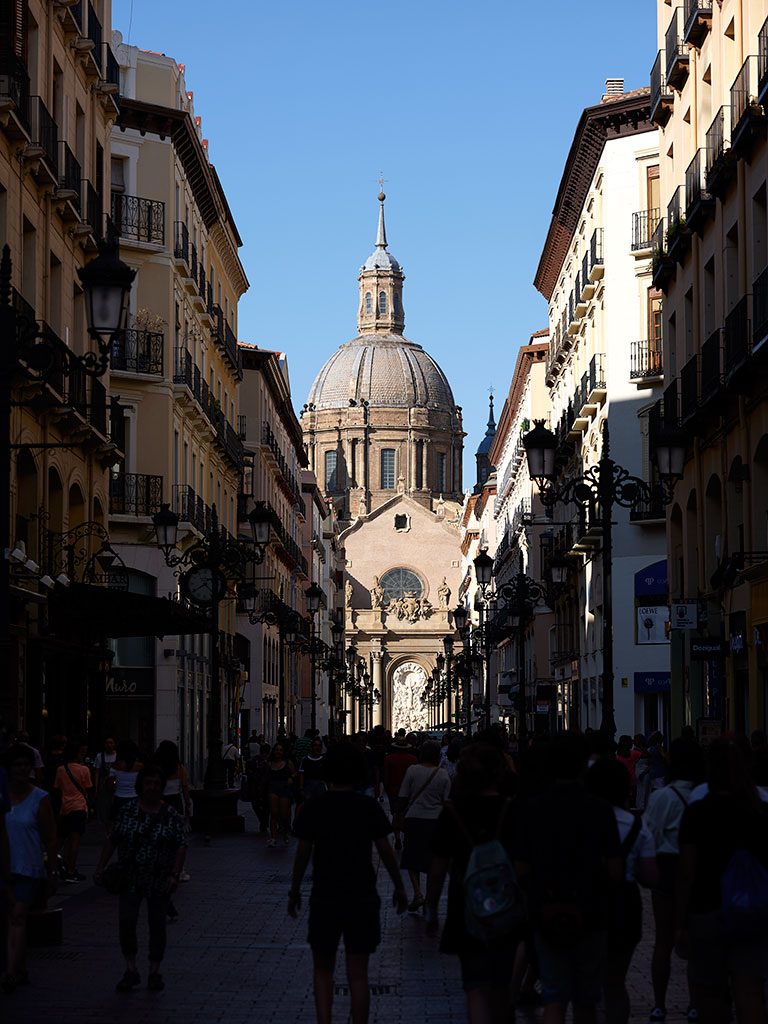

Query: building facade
[[2, 0, 126, 740], [534, 82, 670, 737], [106, 40, 248, 774], [301, 195, 464, 732], [651, 0, 768, 735]]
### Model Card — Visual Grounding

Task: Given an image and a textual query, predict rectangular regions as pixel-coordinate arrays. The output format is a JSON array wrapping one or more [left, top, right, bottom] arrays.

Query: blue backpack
[[450, 799, 526, 944]]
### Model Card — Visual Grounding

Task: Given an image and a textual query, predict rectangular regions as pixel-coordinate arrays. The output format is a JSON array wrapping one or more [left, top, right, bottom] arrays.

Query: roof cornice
[[489, 342, 548, 465], [534, 89, 652, 301]]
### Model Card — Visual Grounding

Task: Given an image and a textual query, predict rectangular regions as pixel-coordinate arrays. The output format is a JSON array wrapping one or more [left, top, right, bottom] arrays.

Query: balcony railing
[[731, 56, 764, 157], [663, 378, 679, 427], [90, 377, 107, 435], [110, 472, 163, 517], [262, 420, 305, 512], [667, 185, 690, 262], [683, 0, 712, 48], [589, 228, 604, 278], [103, 44, 120, 92], [173, 346, 193, 388], [724, 295, 750, 378], [629, 494, 667, 523], [67, 361, 88, 418], [650, 50, 673, 127], [632, 208, 660, 251], [112, 329, 164, 374], [86, 1, 103, 61], [680, 354, 698, 422], [685, 149, 713, 230], [29, 96, 58, 177], [630, 339, 663, 379], [190, 240, 198, 280], [0, 55, 31, 135], [666, 7, 689, 90], [58, 142, 81, 209], [110, 192, 165, 245], [700, 328, 723, 402], [705, 105, 736, 199], [588, 353, 606, 394], [754, 265, 768, 355], [174, 221, 189, 265], [82, 179, 102, 238], [760, 17, 768, 105]]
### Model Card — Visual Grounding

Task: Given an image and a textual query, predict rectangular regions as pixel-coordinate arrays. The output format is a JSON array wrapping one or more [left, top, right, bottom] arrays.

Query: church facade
[[300, 195, 465, 733]]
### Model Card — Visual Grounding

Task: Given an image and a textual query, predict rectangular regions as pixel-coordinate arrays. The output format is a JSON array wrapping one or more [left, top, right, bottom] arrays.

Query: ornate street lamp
[[473, 549, 494, 590], [523, 418, 680, 737], [247, 501, 272, 547], [305, 581, 324, 733], [453, 603, 468, 631], [153, 503, 180, 562], [77, 235, 135, 355]]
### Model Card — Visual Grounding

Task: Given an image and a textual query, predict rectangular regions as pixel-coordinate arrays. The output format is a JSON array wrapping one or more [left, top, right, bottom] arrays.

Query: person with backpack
[[644, 737, 703, 1024], [426, 743, 523, 1024], [676, 738, 768, 1024], [288, 742, 407, 1024], [587, 758, 658, 1024], [514, 732, 622, 1024]]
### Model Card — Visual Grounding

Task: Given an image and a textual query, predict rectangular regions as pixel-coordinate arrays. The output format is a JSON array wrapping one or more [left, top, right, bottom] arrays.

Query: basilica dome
[[307, 333, 456, 412]]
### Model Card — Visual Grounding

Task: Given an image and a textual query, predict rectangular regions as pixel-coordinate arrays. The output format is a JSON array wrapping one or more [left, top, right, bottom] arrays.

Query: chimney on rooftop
[[602, 78, 625, 100]]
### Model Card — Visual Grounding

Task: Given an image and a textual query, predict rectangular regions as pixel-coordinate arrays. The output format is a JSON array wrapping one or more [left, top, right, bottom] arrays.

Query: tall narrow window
[[325, 450, 338, 492], [378, 291, 387, 314], [437, 452, 447, 493], [415, 440, 423, 489], [647, 289, 663, 374], [365, 292, 372, 314], [381, 448, 395, 489]]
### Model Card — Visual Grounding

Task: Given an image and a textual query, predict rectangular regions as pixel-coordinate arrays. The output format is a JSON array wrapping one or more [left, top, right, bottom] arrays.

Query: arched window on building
[[325, 450, 338, 492], [378, 291, 387, 314], [381, 448, 395, 489], [365, 291, 372, 314]]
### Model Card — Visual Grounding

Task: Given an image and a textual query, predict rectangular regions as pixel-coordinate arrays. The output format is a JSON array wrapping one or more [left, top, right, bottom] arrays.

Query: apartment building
[[650, 0, 768, 734], [1, 1, 127, 737], [106, 40, 248, 772], [534, 82, 670, 737], [488, 337, 560, 733]]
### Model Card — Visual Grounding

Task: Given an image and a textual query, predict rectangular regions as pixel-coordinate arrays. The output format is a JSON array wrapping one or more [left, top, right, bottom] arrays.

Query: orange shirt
[[54, 763, 92, 815]]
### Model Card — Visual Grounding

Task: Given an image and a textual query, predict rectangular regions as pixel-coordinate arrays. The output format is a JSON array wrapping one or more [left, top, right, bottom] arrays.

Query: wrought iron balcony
[[173, 346, 193, 389], [632, 208, 660, 251], [700, 328, 723, 404], [705, 106, 736, 199], [111, 472, 164, 517], [110, 191, 165, 245], [630, 339, 663, 380], [760, 17, 768, 107], [589, 228, 604, 280], [28, 96, 58, 181], [680, 353, 698, 424], [667, 186, 690, 263], [666, 7, 690, 91], [103, 44, 120, 92], [112, 329, 164, 375], [651, 216, 674, 292], [0, 54, 31, 138], [683, 0, 712, 48], [724, 295, 750, 380], [650, 50, 673, 127], [685, 149, 714, 233], [82, 179, 102, 240], [730, 56, 765, 160], [174, 221, 189, 265], [57, 142, 81, 213], [754, 265, 768, 356]]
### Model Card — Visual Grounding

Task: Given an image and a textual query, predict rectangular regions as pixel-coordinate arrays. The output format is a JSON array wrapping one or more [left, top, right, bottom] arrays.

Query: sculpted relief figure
[[438, 577, 451, 609], [419, 598, 433, 619], [345, 580, 354, 608], [370, 576, 384, 609], [391, 662, 428, 732]]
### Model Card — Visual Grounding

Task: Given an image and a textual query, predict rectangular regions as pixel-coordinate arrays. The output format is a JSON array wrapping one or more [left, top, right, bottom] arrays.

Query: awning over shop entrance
[[49, 583, 209, 638]]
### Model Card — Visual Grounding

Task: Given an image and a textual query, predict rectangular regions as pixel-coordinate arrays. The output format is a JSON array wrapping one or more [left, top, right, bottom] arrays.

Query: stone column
[[371, 650, 384, 728]]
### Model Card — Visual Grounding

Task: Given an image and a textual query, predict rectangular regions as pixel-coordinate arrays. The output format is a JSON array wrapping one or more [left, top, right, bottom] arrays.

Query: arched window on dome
[[365, 292, 372, 315], [381, 448, 395, 490], [378, 291, 387, 315]]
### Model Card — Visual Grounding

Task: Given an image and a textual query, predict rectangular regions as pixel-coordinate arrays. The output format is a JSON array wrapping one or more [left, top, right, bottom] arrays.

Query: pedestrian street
[[6, 806, 689, 1024]]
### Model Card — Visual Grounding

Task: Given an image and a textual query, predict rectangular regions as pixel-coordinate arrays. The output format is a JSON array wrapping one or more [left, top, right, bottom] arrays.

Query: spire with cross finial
[[474, 387, 498, 492], [358, 185, 405, 335], [376, 188, 388, 249]]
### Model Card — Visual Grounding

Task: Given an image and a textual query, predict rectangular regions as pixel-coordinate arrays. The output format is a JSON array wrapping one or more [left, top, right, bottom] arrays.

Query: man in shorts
[[289, 742, 407, 1024]]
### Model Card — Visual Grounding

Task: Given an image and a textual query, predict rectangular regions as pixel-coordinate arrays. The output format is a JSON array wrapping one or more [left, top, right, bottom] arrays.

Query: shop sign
[[671, 601, 698, 630], [633, 671, 671, 695], [690, 640, 728, 659], [729, 632, 745, 654], [634, 559, 668, 598], [637, 606, 670, 644], [535, 701, 550, 715], [106, 671, 154, 699]]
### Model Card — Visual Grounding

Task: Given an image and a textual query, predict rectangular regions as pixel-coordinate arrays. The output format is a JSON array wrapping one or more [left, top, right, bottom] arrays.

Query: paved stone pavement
[[4, 803, 688, 1024]]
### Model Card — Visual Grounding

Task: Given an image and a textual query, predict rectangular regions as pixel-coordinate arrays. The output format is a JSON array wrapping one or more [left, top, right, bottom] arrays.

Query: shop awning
[[49, 583, 210, 638]]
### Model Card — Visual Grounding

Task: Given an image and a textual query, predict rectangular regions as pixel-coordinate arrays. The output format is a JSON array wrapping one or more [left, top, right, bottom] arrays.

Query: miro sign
[[105, 671, 154, 699]]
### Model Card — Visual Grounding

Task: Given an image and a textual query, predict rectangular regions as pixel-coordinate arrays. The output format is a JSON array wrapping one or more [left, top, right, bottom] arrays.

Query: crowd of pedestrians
[[1, 720, 767, 1023]]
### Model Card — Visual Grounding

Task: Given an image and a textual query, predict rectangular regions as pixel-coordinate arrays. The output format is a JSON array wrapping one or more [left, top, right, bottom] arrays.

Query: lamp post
[[306, 581, 323, 734], [329, 617, 344, 736], [473, 549, 494, 731], [501, 553, 548, 745], [1, 241, 134, 725], [152, 500, 271, 786], [523, 419, 685, 737], [443, 636, 454, 732], [453, 603, 471, 735]]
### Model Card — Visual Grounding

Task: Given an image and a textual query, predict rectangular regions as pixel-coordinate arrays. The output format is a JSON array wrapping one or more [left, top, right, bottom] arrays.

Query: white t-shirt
[[643, 780, 695, 855], [110, 766, 139, 799], [614, 806, 656, 882], [222, 744, 239, 762], [94, 751, 117, 772]]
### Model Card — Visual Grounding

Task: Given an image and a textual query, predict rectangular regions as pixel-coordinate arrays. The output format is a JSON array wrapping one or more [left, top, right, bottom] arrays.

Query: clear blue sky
[[113, 0, 656, 480]]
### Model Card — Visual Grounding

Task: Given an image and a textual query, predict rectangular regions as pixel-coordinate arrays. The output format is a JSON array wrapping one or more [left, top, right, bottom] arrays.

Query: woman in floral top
[[95, 764, 186, 993]]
